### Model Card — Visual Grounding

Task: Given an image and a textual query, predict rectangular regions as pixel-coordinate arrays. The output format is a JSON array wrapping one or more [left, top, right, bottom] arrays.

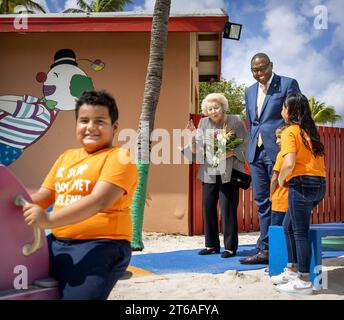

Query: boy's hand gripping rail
[[14, 194, 44, 256]]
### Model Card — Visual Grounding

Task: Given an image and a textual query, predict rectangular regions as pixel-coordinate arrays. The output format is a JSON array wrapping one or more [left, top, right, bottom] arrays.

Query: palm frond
[[63, 8, 86, 13], [0, 0, 46, 13], [77, 0, 92, 12], [313, 107, 342, 124], [309, 96, 342, 124], [25, 0, 45, 12], [63, 0, 132, 13], [16, 0, 46, 13], [100, 0, 132, 12]]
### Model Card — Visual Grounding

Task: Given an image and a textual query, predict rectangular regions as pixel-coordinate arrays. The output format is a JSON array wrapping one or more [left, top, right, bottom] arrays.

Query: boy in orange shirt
[[23, 90, 138, 300], [270, 126, 288, 226]]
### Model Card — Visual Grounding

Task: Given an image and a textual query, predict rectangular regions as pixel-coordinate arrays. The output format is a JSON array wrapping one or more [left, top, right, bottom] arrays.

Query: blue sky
[[39, 0, 344, 127]]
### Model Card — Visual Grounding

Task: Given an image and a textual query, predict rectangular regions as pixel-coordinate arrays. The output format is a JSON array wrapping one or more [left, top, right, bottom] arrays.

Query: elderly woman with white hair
[[184, 93, 247, 258]]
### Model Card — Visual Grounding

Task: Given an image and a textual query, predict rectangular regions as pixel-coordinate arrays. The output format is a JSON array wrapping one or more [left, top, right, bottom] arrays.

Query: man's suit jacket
[[245, 74, 300, 163]]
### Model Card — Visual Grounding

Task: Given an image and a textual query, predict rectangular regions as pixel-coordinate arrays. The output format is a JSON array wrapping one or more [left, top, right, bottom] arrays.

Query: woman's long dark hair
[[285, 93, 325, 157]]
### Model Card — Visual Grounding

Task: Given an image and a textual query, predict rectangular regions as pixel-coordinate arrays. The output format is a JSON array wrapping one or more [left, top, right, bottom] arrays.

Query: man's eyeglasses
[[251, 63, 271, 74]]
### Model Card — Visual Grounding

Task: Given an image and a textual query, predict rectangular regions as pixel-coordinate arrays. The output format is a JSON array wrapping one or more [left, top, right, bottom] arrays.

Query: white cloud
[[135, 0, 226, 12], [263, 7, 312, 58], [320, 83, 344, 109], [63, 0, 79, 11], [222, 2, 344, 127], [327, 0, 344, 50]]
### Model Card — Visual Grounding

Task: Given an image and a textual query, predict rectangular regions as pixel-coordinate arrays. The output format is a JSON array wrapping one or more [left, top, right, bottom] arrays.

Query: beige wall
[[0, 31, 194, 234]]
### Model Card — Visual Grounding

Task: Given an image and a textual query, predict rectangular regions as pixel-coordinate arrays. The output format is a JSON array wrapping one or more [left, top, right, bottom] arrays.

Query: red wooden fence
[[189, 114, 344, 235]]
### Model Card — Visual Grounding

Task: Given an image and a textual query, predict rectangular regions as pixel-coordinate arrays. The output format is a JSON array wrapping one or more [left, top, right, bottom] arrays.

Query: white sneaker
[[275, 278, 314, 295], [270, 268, 298, 285]]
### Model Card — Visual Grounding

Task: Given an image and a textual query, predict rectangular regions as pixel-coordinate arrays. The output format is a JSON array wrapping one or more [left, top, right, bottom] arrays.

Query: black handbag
[[230, 169, 251, 190]]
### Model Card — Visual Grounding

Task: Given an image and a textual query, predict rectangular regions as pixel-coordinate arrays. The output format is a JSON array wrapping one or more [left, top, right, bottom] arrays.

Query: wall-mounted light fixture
[[223, 22, 242, 40]]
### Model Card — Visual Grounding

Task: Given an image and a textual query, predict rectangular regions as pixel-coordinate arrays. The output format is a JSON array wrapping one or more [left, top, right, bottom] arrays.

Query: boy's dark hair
[[285, 92, 325, 157], [75, 90, 118, 124]]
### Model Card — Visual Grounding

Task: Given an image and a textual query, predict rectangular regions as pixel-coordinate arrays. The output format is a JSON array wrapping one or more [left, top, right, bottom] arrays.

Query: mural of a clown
[[0, 48, 104, 166]]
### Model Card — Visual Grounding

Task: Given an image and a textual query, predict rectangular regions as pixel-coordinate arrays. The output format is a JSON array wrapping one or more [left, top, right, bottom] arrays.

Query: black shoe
[[239, 250, 269, 264], [119, 270, 133, 280], [221, 250, 236, 258], [198, 247, 220, 255]]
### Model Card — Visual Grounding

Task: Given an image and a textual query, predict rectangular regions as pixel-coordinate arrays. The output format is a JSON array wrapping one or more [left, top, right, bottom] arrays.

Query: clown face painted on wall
[[36, 49, 94, 111]]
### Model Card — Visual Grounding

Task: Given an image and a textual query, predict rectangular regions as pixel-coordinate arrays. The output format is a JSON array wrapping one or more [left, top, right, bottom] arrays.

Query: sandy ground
[[109, 232, 344, 300]]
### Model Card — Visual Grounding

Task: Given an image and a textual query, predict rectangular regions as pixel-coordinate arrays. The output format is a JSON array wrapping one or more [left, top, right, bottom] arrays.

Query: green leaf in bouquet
[[226, 136, 243, 150]]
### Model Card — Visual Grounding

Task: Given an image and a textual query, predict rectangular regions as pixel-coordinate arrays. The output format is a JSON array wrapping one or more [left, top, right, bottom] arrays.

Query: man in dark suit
[[239, 53, 300, 264]]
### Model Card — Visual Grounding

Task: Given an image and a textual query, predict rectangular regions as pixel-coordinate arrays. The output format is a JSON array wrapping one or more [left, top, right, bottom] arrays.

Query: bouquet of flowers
[[206, 124, 243, 167]]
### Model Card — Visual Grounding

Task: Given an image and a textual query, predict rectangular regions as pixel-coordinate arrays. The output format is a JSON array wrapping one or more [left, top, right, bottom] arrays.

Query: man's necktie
[[257, 84, 268, 147]]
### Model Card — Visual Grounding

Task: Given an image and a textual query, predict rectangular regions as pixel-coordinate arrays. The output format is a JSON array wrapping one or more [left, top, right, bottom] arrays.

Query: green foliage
[[226, 135, 243, 150], [63, 0, 132, 13], [0, 0, 46, 14], [308, 96, 342, 125], [199, 78, 246, 118]]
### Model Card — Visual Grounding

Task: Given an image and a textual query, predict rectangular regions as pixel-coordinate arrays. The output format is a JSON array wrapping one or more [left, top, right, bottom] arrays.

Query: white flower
[[212, 156, 219, 166], [217, 134, 226, 144]]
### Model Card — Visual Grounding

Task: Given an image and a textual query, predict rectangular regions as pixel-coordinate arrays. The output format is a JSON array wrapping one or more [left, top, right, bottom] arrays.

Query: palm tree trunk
[[131, 0, 171, 250]]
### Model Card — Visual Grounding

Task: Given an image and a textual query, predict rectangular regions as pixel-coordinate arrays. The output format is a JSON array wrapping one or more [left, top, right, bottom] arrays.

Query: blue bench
[[269, 223, 344, 290]]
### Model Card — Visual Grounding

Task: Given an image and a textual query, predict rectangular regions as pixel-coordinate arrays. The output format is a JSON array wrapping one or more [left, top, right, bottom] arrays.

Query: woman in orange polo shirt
[[271, 93, 326, 295]]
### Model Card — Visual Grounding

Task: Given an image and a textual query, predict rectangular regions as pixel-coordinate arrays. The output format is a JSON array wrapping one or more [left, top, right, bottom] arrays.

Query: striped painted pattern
[[0, 95, 56, 149]]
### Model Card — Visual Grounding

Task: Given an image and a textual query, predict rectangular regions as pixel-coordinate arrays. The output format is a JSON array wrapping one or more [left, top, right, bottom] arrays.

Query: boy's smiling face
[[76, 104, 118, 154]]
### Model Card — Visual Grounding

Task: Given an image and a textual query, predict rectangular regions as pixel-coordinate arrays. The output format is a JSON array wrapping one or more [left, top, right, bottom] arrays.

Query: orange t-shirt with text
[[281, 125, 326, 181], [42, 147, 138, 241], [271, 152, 288, 213]]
